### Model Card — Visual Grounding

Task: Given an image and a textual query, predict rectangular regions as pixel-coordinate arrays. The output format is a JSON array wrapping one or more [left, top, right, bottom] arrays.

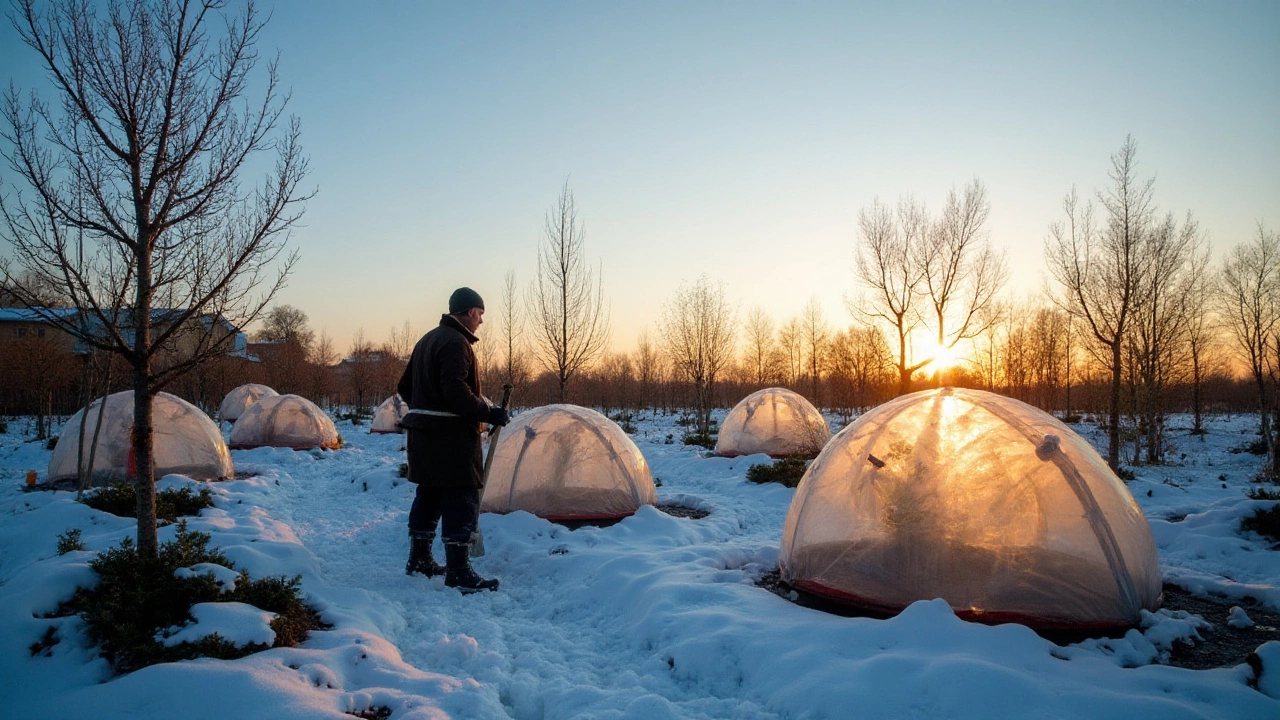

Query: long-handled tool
[[471, 383, 513, 557]]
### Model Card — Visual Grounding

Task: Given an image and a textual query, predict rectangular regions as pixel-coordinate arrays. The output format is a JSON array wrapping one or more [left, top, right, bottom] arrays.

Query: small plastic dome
[[715, 387, 831, 457], [481, 404, 657, 521], [370, 395, 408, 434], [229, 394, 340, 450], [48, 391, 233, 484], [218, 383, 278, 422], [780, 388, 1161, 630]]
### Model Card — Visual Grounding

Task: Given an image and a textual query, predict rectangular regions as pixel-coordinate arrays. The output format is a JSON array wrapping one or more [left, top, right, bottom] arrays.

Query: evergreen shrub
[[53, 522, 322, 673], [81, 482, 215, 522], [745, 457, 808, 488]]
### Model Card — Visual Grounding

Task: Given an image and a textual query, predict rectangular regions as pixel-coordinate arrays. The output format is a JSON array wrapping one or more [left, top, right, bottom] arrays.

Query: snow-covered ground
[[0, 409, 1277, 719]]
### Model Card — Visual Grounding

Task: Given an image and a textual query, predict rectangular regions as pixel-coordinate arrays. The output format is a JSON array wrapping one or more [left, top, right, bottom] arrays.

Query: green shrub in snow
[[53, 522, 323, 674], [746, 457, 809, 488], [80, 481, 214, 522]]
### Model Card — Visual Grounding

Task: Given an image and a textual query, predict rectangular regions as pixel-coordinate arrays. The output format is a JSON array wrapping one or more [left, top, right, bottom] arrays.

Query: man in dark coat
[[397, 287, 509, 592]]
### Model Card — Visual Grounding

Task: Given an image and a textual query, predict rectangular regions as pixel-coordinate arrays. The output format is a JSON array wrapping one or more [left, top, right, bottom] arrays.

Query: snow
[[1229, 606, 1257, 629], [0, 410, 1277, 719], [174, 563, 241, 592], [157, 602, 277, 647]]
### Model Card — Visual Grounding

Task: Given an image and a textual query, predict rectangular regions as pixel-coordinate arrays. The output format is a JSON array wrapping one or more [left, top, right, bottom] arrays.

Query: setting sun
[[922, 340, 966, 375]]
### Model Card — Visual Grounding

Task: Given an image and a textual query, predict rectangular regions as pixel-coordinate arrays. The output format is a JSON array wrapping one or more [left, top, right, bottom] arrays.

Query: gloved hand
[[487, 406, 510, 427]]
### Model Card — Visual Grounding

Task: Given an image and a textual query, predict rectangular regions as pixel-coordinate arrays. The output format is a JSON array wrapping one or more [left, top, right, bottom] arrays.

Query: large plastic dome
[[48, 391, 233, 484], [481, 404, 657, 521], [229, 394, 340, 450], [716, 387, 831, 457], [218, 383, 278, 422], [370, 395, 407, 434], [780, 387, 1161, 630]]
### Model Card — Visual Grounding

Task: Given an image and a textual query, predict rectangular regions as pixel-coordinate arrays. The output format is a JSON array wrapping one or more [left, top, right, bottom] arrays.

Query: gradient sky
[[4, 1, 1278, 355]]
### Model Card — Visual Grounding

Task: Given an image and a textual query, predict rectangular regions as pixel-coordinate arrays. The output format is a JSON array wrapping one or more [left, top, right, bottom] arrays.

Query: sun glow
[[922, 341, 965, 375]]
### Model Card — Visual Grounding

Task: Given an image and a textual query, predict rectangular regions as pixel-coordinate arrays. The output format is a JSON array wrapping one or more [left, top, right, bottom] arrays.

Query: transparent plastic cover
[[779, 388, 1161, 629], [48, 391, 233, 483], [481, 404, 657, 520], [715, 387, 831, 457], [370, 395, 407, 433], [218, 383, 278, 422], [229, 394, 339, 450]]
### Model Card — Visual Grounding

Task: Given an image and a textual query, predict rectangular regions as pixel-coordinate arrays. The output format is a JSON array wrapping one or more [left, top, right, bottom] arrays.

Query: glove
[[487, 406, 510, 428]]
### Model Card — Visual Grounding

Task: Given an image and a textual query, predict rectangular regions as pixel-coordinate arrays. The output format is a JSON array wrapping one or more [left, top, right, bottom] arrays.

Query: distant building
[[0, 306, 253, 414]]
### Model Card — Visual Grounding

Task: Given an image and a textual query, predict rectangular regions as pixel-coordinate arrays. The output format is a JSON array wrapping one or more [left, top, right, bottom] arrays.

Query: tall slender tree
[[853, 197, 929, 395], [0, 0, 309, 556], [660, 275, 735, 436], [800, 297, 829, 402], [527, 179, 610, 402], [918, 179, 1007, 386], [1219, 223, 1280, 475], [1045, 137, 1154, 470]]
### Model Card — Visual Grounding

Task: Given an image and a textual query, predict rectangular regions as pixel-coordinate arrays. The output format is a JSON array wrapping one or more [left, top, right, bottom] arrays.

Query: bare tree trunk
[[132, 264, 158, 556]]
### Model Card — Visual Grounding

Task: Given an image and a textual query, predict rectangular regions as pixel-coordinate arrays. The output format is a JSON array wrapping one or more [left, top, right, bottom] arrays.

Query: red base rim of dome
[[789, 579, 1149, 631]]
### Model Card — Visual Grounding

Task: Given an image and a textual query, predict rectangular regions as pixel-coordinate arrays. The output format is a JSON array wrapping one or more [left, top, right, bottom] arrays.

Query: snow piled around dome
[[48, 391, 233, 484], [780, 387, 1162, 630], [715, 387, 830, 457], [481, 404, 657, 521]]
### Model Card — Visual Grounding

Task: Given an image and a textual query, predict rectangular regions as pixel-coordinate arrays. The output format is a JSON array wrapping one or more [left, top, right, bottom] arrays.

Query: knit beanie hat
[[448, 287, 485, 314]]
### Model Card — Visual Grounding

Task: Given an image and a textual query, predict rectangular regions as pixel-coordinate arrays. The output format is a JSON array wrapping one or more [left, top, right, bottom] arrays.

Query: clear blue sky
[[4, 1, 1278, 355]]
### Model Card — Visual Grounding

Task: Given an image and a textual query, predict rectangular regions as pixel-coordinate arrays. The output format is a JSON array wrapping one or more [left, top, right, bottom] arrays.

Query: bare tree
[[527, 180, 610, 402], [1130, 211, 1200, 463], [800, 297, 829, 402], [853, 197, 930, 395], [634, 329, 661, 414], [344, 329, 377, 412], [918, 179, 1007, 386], [660, 275, 735, 436], [387, 320, 414, 363], [599, 352, 636, 414], [257, 305, 315, 349], [777, 316, 803, 388], [828, 323, 892, 419], [1182, 239, 1216, 435], [498, 270, 528, 390], [1045, 137, 1154, 470], [308, 329, 338, 408], [742, 306, 775, 388], [0, 0, 309, 556], [1028, 305, 1068, 410], [1219, 223, 1280, 475], [256, 304, 312, 393]]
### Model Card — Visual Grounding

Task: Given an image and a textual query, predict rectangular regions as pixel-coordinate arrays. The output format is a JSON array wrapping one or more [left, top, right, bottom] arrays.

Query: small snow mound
[[174, 562, 240, 592], [354, 466, 408, 494], [1251, 641, 1280, 699], [1228, 605, 1256, 629], [156, 601, 277, 647], [1139, 608, 1212, 660]]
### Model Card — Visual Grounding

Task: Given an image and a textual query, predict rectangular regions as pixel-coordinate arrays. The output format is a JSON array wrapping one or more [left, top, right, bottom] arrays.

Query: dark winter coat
[[397, 314, 491, 488]]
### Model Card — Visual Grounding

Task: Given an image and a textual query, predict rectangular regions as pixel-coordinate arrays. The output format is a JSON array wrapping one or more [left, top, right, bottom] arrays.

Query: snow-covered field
[[1, 409, 1277, 719]]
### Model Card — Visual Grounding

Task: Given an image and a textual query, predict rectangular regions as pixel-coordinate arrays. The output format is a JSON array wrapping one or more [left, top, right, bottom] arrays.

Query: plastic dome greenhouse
[[779, 388, 1162, 630], [229, 394, 341, 450], [715, 387, 831, 458], [370, 395, 408, 434], [218, 383, 278, 422], [481, 404, 657, 521], [47, 391, 233, 484]]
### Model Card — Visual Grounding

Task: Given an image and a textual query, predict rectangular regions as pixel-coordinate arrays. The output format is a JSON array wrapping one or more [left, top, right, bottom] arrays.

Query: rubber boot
[[405, 533, 442, 577], [444, 542, 499, 593]]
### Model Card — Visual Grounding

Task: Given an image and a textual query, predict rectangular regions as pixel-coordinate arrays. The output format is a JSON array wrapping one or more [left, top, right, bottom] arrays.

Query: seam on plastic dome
[[964, 391, 1140, 622]]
